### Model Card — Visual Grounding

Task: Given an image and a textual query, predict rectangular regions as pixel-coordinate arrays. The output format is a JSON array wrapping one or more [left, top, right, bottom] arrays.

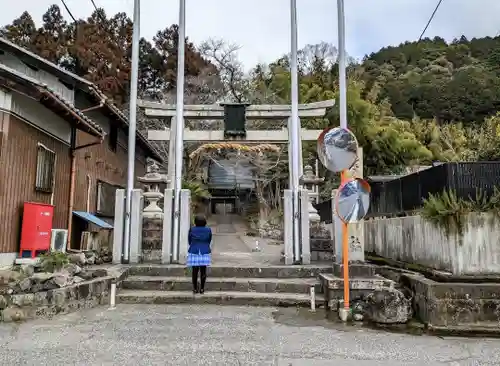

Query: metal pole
[[337, 0, 350, 311], [109, 282, 117, 310], [290, 0, 301, 263], [172, 0, 186, 263], [315, 159, 320, 203], [337, 0, 347, 130], [122, 0, 140, 263], [310, 285, 316, 312]]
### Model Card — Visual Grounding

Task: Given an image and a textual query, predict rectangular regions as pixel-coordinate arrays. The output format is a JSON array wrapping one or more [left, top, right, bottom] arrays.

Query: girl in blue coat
[[187, 215, 212, 294]]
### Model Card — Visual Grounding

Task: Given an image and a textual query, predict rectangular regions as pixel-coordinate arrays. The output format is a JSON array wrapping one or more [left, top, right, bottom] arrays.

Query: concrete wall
[[365, 213, 500, 275]]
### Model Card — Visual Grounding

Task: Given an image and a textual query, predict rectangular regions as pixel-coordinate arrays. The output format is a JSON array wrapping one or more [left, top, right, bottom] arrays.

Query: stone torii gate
[[139, 99, 335, 265], [140, 99, 334, 187]]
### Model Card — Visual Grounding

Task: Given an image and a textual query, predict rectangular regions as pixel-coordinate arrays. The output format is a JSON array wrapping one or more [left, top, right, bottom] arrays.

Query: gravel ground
[[0, 304, 499, 365]]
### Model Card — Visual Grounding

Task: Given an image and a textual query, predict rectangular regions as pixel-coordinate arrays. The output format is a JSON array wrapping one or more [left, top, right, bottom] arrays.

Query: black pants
[[192, 266, 207, 291]]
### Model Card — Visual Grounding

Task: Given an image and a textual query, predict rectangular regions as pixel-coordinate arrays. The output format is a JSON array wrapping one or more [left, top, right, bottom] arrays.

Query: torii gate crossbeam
[[139, 100, 334, 119], [143, 100, 335, 194]]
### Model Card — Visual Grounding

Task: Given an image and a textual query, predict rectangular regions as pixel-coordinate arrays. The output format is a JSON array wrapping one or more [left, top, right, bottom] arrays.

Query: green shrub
[[420, 187, 500, 236], [39, 251, 69, 273]]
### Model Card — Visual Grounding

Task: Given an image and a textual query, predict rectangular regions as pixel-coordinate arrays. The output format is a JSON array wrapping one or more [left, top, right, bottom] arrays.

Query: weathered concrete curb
[[366, 319, 500, 338], [117, 290, 325, 308], [122, 276, 321, 294], [0, 265, 130, 323], [427, 324, 500, 338], [127, 264, 331, 278]]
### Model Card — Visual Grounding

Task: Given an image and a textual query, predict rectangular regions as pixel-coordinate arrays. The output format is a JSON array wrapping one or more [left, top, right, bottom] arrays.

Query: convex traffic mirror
[[335, 178, 371, 223], [317, 127, 358, 173]]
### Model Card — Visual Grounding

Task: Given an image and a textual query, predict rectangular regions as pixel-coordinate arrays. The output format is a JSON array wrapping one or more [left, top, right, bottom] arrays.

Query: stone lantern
[[299, 165, 325, 222], [137, 162, 168, 220]]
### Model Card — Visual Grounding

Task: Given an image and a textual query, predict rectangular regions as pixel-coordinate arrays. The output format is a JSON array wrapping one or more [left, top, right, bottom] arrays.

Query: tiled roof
[[0, 63, 104, 137], [0, 37, 162, 160], [85, 86, 161, 160]]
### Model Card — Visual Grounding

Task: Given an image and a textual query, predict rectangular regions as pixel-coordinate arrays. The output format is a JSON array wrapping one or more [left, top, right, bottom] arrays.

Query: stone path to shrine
[[0, 304, 498, 365], [208, 214, 283, 266]]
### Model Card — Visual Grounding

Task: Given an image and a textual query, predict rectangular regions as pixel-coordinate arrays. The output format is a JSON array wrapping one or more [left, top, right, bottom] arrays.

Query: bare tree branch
[[199, 38, 249, 103]]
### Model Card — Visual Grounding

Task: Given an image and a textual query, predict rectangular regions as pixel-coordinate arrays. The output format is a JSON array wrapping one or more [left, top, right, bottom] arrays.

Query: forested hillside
[[2, 5, 500, 181], [361, 35, 500, 124]]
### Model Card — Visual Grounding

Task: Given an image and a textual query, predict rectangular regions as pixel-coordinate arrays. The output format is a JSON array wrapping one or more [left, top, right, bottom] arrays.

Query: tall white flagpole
[[122, 0, 141, 263], [171, 0, 186, 262], [290, 0, 301, 262]]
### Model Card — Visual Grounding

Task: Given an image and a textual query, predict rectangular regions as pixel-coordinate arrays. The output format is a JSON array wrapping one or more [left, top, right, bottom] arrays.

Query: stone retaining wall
[[1, 266, 129, 323], [1, 276, 112, 322]]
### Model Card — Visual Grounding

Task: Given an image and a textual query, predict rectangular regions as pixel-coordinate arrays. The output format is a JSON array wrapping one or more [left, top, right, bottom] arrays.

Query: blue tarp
[[72, 211, 113, 229]]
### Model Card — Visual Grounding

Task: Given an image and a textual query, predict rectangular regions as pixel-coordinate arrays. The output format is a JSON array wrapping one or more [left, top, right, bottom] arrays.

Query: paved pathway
[[0, 305, 498, 365], [209, 214, 282, 266]]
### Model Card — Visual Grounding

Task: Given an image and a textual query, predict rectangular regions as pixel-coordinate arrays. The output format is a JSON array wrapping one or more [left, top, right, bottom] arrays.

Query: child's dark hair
[[194, 215, 207, 227]]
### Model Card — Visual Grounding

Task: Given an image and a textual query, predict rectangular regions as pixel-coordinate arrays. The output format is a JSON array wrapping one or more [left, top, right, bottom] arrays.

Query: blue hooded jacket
[[188, 226, 212, 254]]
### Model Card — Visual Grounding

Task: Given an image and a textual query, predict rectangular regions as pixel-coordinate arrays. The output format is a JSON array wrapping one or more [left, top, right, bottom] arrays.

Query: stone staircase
[[117, 264, 331, 307]]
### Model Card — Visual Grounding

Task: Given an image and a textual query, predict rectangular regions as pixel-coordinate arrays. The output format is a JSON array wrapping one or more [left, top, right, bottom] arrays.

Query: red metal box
[[19, 202, 54, 258]]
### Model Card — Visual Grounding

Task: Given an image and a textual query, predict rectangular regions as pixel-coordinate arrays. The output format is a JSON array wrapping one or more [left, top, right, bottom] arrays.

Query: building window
[[108, 124, 118, 152], [35, 143, 56, 193]]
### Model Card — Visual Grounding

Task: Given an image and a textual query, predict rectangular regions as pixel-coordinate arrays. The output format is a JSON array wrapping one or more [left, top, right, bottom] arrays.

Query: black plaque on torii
[[220, 103, 250, 138]]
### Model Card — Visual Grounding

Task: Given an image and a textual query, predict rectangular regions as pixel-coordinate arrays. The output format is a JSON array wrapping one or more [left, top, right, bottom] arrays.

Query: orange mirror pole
[[340, 171, 350, 311]]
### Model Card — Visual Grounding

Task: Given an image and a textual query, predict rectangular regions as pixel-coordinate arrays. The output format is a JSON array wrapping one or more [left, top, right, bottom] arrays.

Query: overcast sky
[[2, 0, 500, 69]]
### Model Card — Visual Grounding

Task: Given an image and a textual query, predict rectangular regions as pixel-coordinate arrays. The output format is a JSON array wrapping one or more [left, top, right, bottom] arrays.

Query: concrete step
[[127, 264, 331, 278], [117, 289, 325, 308], [319, 273, 395, 310], [122, 276, 322, 294]]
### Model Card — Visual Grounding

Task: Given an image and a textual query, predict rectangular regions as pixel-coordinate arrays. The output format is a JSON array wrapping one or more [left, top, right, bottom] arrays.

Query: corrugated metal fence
[[314, 162, 500, 221]]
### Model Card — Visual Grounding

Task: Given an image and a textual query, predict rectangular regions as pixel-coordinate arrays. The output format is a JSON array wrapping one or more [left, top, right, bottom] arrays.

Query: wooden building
[[0, 38, 161, 266]]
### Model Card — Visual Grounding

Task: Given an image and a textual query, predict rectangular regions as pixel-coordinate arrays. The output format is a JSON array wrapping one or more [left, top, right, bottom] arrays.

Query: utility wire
[[60, 0, 76, 22], [90, 0, 108, 24], [60, 0, 81, 75], [90, 0, 99, 11], [418, 0, 444, 41]]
